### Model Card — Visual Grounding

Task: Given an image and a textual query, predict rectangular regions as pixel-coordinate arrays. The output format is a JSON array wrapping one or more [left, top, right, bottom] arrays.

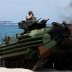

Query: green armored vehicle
[[0, 19, 72, 70]]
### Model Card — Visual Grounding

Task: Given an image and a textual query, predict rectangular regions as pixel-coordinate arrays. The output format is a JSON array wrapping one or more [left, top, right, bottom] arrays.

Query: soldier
[[26, 11, 37, 31], [18, 11, 36, 34], [26, 11, 36, 21]]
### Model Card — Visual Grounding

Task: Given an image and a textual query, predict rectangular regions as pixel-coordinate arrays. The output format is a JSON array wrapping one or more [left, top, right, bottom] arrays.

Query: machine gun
[[18, 18, 49, 34]]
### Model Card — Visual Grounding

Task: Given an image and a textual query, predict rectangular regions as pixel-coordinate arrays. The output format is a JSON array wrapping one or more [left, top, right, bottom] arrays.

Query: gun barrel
[[46, 19, 49, 21]]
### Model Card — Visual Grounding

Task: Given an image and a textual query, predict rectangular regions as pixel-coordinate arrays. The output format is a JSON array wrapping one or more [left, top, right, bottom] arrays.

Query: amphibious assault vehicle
[[0, 19, 72, 71]]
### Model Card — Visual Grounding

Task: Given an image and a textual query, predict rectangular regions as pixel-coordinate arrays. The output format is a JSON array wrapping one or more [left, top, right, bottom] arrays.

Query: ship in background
[[0, 21, 17, 25], [0, 19, 72, 71]]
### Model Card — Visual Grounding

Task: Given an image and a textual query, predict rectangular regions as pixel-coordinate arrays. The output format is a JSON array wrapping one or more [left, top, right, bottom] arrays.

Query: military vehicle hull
[[0, 19, 72, 71]]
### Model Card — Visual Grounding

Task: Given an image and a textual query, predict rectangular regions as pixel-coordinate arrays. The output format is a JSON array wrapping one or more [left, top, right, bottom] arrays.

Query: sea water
[[0, 24, 24, 43]]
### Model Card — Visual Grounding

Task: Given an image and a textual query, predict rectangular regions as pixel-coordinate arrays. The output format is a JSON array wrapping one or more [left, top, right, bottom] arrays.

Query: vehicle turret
[[18, 18, 49, 34]]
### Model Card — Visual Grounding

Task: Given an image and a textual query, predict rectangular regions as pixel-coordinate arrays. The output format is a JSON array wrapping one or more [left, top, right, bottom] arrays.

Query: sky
[[0, 0, 71, 23]]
